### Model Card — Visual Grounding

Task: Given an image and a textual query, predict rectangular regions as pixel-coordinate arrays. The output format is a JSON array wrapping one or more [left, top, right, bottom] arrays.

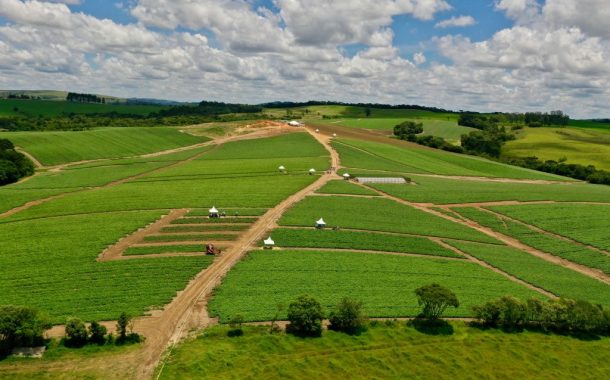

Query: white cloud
[[413, 52, 426, 65], [495, 0, 540, 22], [435, 15, 476, 28]]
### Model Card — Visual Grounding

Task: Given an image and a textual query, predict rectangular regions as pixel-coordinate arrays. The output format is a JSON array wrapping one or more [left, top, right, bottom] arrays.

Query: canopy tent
[[278, 165, 286, 171], [343, 173, 350, 180], [309, 168, 316, 174], [263, 236, 275, 247], [209, 206, 219, 218], [316, 218, 326, 228]]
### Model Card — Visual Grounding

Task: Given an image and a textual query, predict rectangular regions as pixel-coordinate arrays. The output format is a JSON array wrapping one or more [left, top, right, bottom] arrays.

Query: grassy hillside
[[3, 127, 208, 165], [158, 324, 610, 380], [503, 127, 610, 171], [263, 104, 457, 120], [0, 99, 166, 117], [570, 119, 610, 132]]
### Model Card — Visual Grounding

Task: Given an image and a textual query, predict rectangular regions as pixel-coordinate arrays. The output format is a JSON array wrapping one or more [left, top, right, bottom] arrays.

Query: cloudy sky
[[0, 0, 608, 118]]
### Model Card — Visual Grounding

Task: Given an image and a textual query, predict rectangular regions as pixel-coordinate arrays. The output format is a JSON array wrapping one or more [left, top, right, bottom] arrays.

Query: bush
[[472, 300, 502, 327], [328, 298, 367, 335], [414, 284, 459, 320], [286, 295, 324, 337], [64, 318, 88, 348], [228, 314, 245, 337], [88, 321, 108, 345], [115, 312, 142, 345], [0, 305, 51, 355]]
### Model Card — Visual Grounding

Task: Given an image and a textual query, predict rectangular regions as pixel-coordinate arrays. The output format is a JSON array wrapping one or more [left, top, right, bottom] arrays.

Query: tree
[[393, 121, 423, 141], [472, 300, 502, 327], [0, 305, 51, 354], [228, 314, 245, 337], [414, 284, 459, 320], [64, 318, 88, 347], [0, 138, 14, 150], [364, 107, 372, 117], [88, 321, 107, 345], [0, 160, 20, 185], [286, 295, 324, 337], [116, 312, 131, 341], [328, 298, 367, 335], [496, 296, 527, 328]]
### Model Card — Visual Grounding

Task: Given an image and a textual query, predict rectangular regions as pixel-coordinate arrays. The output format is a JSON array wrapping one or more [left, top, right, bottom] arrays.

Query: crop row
[[316, 180, 379, 196], [143, 233, 238, 242], [124, 245, 213, 256], [161, 225, 248, 233]]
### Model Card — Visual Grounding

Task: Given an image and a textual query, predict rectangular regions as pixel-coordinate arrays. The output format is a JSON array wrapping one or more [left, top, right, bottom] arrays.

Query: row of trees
[[504, 156, 610, 185], [64, 312, 141, 348], [458, 111, 569, 129], [0, 138, 35, 185], [66, 92, 106, 104], [152, 100, 262, 117]]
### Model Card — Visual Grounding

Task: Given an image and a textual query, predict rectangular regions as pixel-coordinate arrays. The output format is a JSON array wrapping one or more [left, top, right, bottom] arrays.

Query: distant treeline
[[153, 100, 262, 117], [4, 94, 41, 100], [0, 138, 34, 185], [459, 111, 569, 129], [262, 100, 454, 114], [66, 92, 106, 104]]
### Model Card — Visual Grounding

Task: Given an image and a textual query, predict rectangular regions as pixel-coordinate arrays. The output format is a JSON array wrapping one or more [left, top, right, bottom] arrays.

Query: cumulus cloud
[[435, 15, 476, 28]]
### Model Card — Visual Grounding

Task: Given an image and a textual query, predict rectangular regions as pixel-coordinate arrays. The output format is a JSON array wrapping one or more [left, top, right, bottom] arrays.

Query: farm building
[[315, 218, 326, 229], [356, 177, 408, 184], [209, 206, 219, 218]]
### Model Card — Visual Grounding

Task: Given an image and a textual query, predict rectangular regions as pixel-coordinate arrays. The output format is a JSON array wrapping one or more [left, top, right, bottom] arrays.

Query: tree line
[[66, 92, 106, 104], [0, 138, 35, 185], [458, 110, 569, 129]]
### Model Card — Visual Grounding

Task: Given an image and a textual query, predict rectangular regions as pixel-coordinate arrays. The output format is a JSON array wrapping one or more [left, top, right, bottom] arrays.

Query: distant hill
[[0, 90, 125, 103]]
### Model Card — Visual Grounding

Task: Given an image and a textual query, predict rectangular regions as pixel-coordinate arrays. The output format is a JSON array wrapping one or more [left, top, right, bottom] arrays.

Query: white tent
[[278, 165, 286, 171], [288, 120, 301, 127], [343, 173, 350, 180], [263, 236, 275, 246], [333, 133, 337, 137], [209, 206, 219, 213], [315, 128, 320, 133], [309, 168, 316, 174], [316, 218, 326, 228]]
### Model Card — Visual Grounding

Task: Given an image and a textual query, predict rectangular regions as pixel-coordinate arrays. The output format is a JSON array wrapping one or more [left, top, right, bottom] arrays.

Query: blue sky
[[0, 0, 608, 118]]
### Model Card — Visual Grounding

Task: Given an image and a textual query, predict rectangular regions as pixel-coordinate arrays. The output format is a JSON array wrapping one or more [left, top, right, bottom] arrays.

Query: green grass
[[372, 174, 610, 204], [124, 245, 211, 256], [278, 196, 499, 244], [264, 105, 458, 120], [143, 233, 238, 242], [159, 324, 610, 380], [208, 249, 540, 322], [162, 225, 248, 232], [316, 180, 379, 196], [569, 119, 610, 132], [172, 217, 258, 224], [446, 241, 610, 306], [0, 99, 166, 117], [335, 118, 473, 142], [452, 207, 610, 275], [3, 127, 208, 165], [336, 138, 565, 180], [490, 203, 610, 251], [503, 127, 610, 171], [268, 228, 462, 258], [0, 211, 212, 323]]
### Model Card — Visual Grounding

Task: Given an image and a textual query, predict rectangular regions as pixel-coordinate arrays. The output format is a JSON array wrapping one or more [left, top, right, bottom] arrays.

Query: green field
[[3, 127, 208, 165], [268, 228, 461, 258], [453, 207, 610, 274], [569, 119, 610, 132], [208, 249, 540, 322], [278, 196, 498, 244], [503, 127, 610, 171], [335, 118, 473, 142], [446, 241, 610, 306], [0, 99, 166, 117], [158, 324, 610, 380], [263, 104, 458, 120], [490, 203, 610, 251], [316, 180, 379, 196]]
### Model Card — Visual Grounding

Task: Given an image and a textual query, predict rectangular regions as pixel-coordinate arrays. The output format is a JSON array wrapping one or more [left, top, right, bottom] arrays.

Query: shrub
[[414, 284, 459, 320], [472, 300, 502, 327], [286, 295, 324, 337], [88, 321, 108, 345], [228, 314, 245, 337], [328, 298, 367, 335], [0, 305, 51, 355], [115, 312, 142, 345], [64, 318, 88, 348]]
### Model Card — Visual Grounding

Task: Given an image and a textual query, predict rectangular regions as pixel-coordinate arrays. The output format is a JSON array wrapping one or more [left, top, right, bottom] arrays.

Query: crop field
[[268, 228, 461, 257], [452, 207, 610, 274], [316, 180, 379, 196], [208, 249, 540, 322], [278, 196, 499, 244], [569, 119, 610, 132], [0, 99, 166, 117], [335, 138, 564, 180], [162, 225, 248, 232], [446, 241, 610, 306], [263, 105, 458, 120], [124, 245, 209, 256], [489, 203, 610, 251], [186, 208, 267, 217], [335, 118, 473, 142], [503, 127, 610, 171], [372, 174, 610, 204], [3, 127, 208, 165]]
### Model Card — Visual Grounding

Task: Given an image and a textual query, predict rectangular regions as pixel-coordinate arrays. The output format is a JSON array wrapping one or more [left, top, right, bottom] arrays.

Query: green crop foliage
[[172, 217, 258, 224], [208, 249, 540, 322], [0, 99, 167, 117], [267, 228, 461, 258], [278, 196, 499, 244], [446, 241, 610, 306], [124, 245, 211, 256], [3, 127, 208, 165], [372, 174, 610, 204], [336, 138, 565, 180], [162, 225, 248, 232], [186, 208, 267, 217], [143, 233, 238, 242], [453, 207, 610, 274], [316, 180, 379, 196], [490, 203, 610, 251]]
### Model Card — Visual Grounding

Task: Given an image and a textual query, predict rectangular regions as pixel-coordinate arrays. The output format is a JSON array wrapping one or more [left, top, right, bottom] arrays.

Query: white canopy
[[315, 128, 320, 133], [264, 237, 275, 245], [209, 206, 219, 213], [278, 165, 286, 171], [309, 168, 316, 173], [343, 173, 350, 178], [316, 218, 326, 225], [333, 133, 337, 137], [288, 120, 300, 126]]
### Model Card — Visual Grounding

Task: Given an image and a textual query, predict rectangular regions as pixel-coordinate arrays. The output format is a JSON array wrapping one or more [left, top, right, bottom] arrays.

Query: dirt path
[[15, 147, 44, 168]]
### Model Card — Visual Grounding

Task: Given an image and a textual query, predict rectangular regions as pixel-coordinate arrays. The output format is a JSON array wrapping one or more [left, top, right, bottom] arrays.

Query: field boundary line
[[265, 247, 467, 261]]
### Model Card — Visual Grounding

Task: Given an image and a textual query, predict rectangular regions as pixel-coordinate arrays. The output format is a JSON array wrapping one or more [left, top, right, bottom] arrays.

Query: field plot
[[268, 228, 461, 258], [278, 196, 498, 244], [489, 203, 610, 251], [453, 207, 610, 274], [316, 180, 379, 196], [0, 99, 167, 117], [335, 118, 473, 142], [208, 249, 540, 322], [372, 174, 610, 204], [446, 241, 610, 306], [335, 138, 564, 180], [3, 127, 208, 165]]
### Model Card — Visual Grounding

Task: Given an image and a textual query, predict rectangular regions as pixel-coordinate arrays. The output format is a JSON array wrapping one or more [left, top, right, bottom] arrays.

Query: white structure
[[263, 236, 275, 248], [278, 165, 286, 172], [333, 133, 337, 137], [316, 217, 326, 229], [309, 168, 316, 175], [315, 128, 320, 133], [209, 206, 219, 218], [343, 173, 351, 180], [288, 120, 301, 127], [356, 177, 408, 184]]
